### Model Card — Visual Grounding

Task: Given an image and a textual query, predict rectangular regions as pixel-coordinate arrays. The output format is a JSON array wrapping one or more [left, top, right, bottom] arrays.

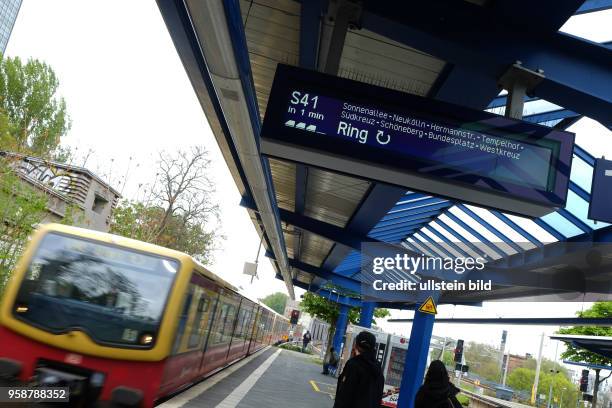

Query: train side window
[[172, 286, 194, 354], [188, 292, 210, 349], [222, 304, 237, 343], [234, 307, 246, 339], [211, 303, 229, 344]]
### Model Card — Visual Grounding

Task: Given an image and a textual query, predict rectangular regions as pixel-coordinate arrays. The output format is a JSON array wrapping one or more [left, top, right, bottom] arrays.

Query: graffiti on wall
[[17, 160, 76, 195]]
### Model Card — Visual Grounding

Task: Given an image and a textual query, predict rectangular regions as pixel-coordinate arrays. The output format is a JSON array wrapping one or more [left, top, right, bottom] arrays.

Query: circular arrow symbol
[[376, 130, 391, 145]]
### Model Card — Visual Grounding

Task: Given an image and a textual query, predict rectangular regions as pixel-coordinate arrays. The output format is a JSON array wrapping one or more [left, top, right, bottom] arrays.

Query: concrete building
[[2, 152, 120, 232], [0, 0, 22, 53]]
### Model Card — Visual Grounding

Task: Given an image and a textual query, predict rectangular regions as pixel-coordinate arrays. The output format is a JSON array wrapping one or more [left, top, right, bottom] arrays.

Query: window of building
[[92, 193, 109, 214]]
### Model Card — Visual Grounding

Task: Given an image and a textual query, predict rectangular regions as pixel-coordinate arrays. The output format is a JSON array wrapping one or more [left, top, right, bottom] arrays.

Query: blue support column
[[397, 309, 436, 408], [359, 302, 376, 328], [332, 304, 350, 353]]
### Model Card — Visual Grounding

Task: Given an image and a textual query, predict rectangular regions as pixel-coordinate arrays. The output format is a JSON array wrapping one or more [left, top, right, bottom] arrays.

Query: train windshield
[[13, 232, 179, 348]]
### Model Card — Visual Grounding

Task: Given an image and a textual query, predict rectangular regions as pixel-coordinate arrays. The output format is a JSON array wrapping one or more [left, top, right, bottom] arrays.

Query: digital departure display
[[261, 65, 575, 216]]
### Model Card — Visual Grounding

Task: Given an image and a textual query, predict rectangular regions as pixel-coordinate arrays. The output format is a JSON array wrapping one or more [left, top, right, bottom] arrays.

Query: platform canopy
[[156, 0, 612, 304], [551, 334, 612, 359]]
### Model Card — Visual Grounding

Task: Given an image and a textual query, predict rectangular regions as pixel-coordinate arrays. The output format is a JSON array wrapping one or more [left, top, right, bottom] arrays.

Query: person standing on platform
[[415, 360, 463, 408], [302, 330, 312, 352], [333, 331, 384, 408]]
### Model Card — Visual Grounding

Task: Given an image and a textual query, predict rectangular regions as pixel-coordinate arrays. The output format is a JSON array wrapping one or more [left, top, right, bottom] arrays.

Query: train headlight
[[15, 305, 28, 313], [140, 334, 154, 345]]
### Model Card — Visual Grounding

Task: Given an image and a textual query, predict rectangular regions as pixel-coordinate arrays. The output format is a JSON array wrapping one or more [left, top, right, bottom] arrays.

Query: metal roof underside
[[156, 0, 612, 304], [550, 335, 612, 359]]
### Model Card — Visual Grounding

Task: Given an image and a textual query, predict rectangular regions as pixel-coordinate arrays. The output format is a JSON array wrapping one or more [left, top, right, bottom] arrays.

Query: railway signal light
[[454, 339, 464, 363]]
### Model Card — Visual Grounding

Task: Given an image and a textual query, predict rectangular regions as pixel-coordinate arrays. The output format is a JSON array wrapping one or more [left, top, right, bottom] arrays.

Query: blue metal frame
[[489, 210, 544, 247], [398, 307, 437, 408], [575, 0, 612, 14], [457, 204, 524, 253], [359, 302, 376, 328], [421, 226, 473, 258], [360, 3, 612, 127]]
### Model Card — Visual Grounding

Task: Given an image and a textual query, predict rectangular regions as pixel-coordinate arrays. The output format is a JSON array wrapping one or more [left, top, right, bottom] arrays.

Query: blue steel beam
[[288, 258, 362, 293], [569, 180, 591, 202], [368, 221, 424, 239], [322, 184, 408, 273], [575, 0, 612, 14], [574, 145, 597, 166], [557, 208, 593, 233], [412, 232, 456, 259], [389, 317, 612, 325], [433, 219, 496, 258], [443, 211, 508, 258], [387, 197, 449, 214], [488, 95, 538, 109], [375, 213, 437, 229], [489, 210, 544, 247], [523, 109, 579, 125], [381, 202, 453, 223], [457, 204, 524, 253], [276, 275, 363, 308], [361, 2, 612, 127], [266, 250, 362, 292], [421, 226, 473, 258], [532, 218, 566, 241]]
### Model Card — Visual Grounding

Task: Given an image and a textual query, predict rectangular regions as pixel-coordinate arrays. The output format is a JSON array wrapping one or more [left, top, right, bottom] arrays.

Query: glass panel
[[570, 155, 594, 193], [421, 227, 465, 258], [429, 221, 483, 259], [406, 237, 437, 258], [560, 10, 612, 43], [566, 190, 609, 230], [413, 233, 448, 258], [449, 207, 517, 255], [14, 232, 178, 348], [571, 118, 612, 159], [504, 214, 558, 244], [437, 214, 502, 260], [539, 212, 583, 238], [466, 205, 535, 251]]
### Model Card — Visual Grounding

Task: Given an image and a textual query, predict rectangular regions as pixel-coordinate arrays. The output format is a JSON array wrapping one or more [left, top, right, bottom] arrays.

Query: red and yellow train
[[0, 224, 300, 407]]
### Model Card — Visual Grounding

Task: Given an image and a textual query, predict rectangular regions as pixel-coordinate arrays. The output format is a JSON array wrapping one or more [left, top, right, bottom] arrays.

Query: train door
[[160, 272, 219, 395], [201, 289, 240, 374], [247, 307, 261, 354]]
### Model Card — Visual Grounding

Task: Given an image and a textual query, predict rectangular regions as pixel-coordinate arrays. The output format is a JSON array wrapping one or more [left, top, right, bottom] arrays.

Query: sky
[[6, 1, 611, 363]]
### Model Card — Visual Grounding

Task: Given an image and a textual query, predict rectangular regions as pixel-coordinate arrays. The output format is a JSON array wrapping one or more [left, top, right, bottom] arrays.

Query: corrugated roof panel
[[268, 158, 296, 212], [304, 168, 371, 228], [240, 0, 300, 117], [300, 231, 335, 267], [339, 28, 445, 96]]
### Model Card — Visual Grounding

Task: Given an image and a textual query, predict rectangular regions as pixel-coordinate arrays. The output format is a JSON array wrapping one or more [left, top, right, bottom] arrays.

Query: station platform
[[160, 347, 335, 408]]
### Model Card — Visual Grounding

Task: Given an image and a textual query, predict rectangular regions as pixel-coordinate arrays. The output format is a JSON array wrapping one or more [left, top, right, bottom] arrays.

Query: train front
[[0, 224, 188, 407]]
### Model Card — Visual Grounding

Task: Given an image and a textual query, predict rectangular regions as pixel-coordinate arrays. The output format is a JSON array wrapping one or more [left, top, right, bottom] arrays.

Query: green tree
[[0, 55, 70, 159], [0, 158, 48, 292], [557, 301, 612, 407], [507, 367, 534, 392], [507, 368, 579, 406], [260, 292, 288, 315]]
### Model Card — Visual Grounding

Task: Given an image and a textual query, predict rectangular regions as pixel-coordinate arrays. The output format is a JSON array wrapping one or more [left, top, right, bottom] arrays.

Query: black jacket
[[334, 353, 384, 408], [415, 379, 462, 408]]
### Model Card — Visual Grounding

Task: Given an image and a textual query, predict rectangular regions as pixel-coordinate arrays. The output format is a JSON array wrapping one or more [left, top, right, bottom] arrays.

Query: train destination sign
[[260, 65, 575, 217]]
